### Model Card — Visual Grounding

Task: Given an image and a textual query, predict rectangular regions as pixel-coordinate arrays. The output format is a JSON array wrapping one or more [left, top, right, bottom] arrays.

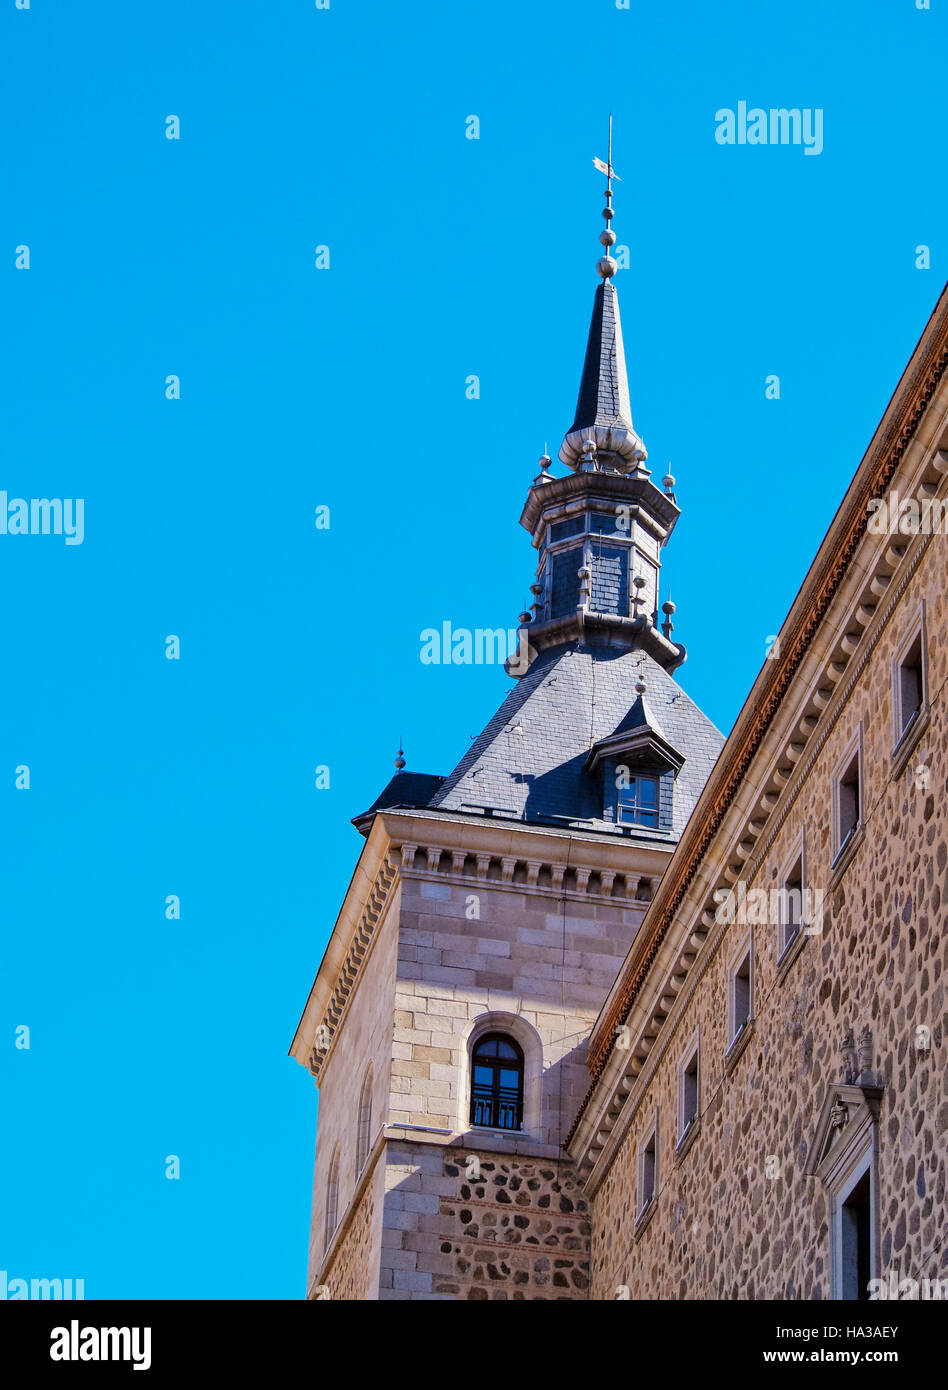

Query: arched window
[[470, 1033, 524, 1131], [356, 1068, 373, 1176], [324, 1149, 339, 1252]]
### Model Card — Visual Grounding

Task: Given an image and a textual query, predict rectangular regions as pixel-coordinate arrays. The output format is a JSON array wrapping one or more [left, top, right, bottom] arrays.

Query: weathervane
[[592, 113, 621, 186], [592, 115, 619, 280]]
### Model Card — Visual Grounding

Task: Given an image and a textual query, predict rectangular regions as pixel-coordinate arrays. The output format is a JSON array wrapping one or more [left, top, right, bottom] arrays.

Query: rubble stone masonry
[[589, 514, 948, 1299], [380, 1141, 590, 1300]]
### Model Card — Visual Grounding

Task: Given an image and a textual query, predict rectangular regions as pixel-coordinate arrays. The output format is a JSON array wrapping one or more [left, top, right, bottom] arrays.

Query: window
[[470, 1034, 524, 1131], [832, 729, 862, 866], [324, 1149, 339, 1253], [677, 1036, 700, 1147], [840, 1168, 872, 1300], [894, 626, 926, 749], [547, 515, 585, 545], [807, 1077, 881, 1299], [727, 940, 753, 1050], [838, 756, 860, 847], [355, 1068, 373, 1176], [779, 842, 805, 959], [638, 1123, 657, 1219], [618, 774, 659, 827]]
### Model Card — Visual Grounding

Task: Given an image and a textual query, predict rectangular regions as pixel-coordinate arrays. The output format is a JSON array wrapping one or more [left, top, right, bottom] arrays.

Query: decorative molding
[[308, 855, 398, 1081]]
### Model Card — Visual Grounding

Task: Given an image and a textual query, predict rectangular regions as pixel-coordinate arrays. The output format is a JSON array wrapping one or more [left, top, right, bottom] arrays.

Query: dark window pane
[[617, 774, 661, 826], [470, 1034, 524, 1131], [638, 779, 657, 806]]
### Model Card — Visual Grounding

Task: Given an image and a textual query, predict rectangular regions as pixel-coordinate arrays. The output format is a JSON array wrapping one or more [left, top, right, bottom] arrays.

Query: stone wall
[[306, 886, 400, 1293], [306, 824, 658, 1301], [381, 1141, 590, 1300], [318, 1166, 379, 1302], [588, 531, 948, 1299], [393, 867, 646, 1145]]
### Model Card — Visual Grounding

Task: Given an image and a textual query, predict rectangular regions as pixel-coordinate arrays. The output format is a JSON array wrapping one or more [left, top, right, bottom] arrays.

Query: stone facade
[[570, 286, 948, 1301], [293, 811, 671, 1300], [388, 841, 651, 1141], [302, 855, 399, 1296], [380, 1142, 590, 1300], [587, 588, 948, 1292], [320, 1166, 379, 1302]]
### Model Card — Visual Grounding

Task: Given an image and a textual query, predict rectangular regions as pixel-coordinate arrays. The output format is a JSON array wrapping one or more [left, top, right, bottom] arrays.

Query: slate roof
[[423, 643, 725, 843], [566, 280, 633, 437], [610, 691, 668, 742], [351, 252, 723, 845], [352, 770, 445, 830]]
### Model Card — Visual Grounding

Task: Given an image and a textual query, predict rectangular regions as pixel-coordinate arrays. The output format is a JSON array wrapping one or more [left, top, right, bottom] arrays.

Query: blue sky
[[1, 0, 944, 1298]]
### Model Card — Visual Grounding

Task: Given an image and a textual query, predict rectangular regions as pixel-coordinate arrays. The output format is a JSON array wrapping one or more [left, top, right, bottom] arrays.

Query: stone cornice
[[518, 611, 686, 672], [519, 468, 679, 542], [566, 281, 948, 1146], [288, 817, 400, 1082], [377, 806, 676, 864]]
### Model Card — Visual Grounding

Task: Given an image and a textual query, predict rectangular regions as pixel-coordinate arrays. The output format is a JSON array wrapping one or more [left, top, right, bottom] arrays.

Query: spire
[[515, 126, 686, 677], [559, 120, 647, 474]]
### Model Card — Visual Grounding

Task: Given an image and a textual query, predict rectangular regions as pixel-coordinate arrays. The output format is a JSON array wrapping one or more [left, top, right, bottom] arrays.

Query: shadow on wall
[[379, 1135, 593, 1301]]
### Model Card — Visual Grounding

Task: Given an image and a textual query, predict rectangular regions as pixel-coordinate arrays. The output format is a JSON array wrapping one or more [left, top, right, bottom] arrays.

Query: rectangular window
[[618, 774, 660, 827], [588, 509, 621, 535], [547, 515, 585, 545], [727, 943, 752, 1049], [780, 848, 804, 958], [840, 1169, 872, 1301], [677, 1038, 699, 1146], [832, 731, 863, 866], [895, 632, 925, 745], [839, 757, 860, 844], [822, 1107, 879, 1299], [638, 1125, 657, 1218]]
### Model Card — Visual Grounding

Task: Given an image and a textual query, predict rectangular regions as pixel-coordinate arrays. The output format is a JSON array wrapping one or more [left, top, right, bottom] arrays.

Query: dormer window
[[617, 773, 659, 827], [585, 680, 685, 832]]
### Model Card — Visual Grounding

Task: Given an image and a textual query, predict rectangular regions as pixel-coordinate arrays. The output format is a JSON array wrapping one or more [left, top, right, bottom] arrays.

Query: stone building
[[569, 280, 948, 1301], [290, 172, 948, 1299]]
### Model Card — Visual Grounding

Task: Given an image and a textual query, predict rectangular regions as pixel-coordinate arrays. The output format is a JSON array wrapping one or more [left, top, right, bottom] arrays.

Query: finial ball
[[599, 230, 617, 247], [538, 454, 551, 470], [597, 255, 618, 279]]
